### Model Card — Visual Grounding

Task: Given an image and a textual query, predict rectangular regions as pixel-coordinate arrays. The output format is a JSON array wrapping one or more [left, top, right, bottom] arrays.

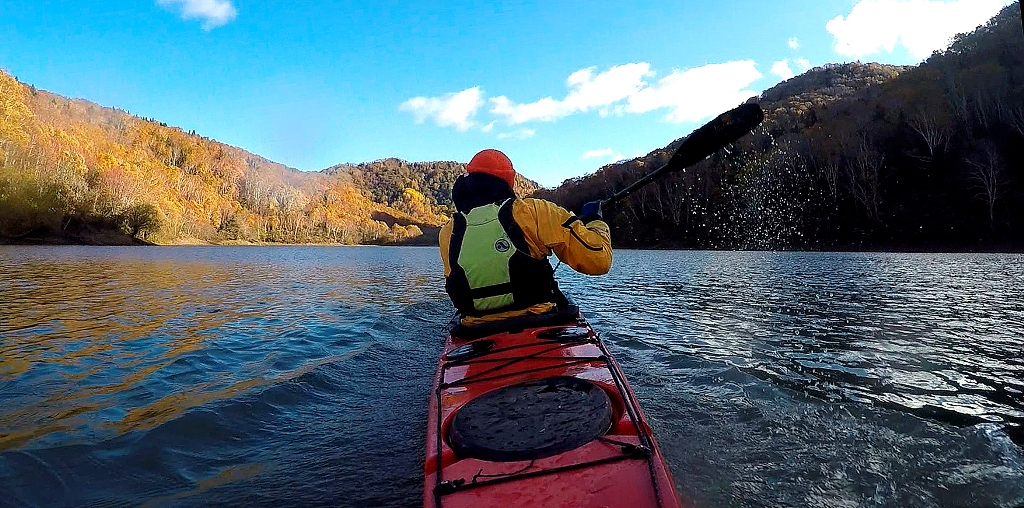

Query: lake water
[[1, 246, 1023, 508]]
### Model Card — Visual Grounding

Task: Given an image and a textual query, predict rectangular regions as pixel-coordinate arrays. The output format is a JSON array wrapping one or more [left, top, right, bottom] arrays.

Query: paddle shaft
[[601, 103, 765, 208]]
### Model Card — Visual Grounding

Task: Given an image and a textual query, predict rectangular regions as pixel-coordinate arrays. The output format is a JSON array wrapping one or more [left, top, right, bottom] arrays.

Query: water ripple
[[1, 247, 1023, 507]]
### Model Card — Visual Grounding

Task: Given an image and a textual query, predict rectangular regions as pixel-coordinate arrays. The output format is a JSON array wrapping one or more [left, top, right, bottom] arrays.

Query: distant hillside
[[758, 62, 907, 135], [540, 2, 1023, 250], [324, 158, 540, 216], [4, 3, 1019, 249], [535, 62, 910, 246], [0, 73, 470, 245]]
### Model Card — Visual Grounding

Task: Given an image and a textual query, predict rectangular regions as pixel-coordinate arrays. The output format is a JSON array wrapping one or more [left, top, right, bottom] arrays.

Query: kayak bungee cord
[[444, 357, 606, 389], [442, 342, 600, 388], [436, 449, 653, 496], [431, 325, 667, 508], [470, 459, 536, 484], [593, 330, 664, 504]]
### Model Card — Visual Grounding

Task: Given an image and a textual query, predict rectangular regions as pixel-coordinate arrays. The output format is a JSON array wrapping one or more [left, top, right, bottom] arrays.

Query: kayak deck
[[425, 312, 682, 508]]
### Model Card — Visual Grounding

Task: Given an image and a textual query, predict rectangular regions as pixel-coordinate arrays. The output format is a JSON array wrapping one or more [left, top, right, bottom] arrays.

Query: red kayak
[[425, 305, 683, 507]]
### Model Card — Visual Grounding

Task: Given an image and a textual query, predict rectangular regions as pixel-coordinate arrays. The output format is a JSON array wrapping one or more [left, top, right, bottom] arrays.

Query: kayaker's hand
[[580, 201, 603, 223]]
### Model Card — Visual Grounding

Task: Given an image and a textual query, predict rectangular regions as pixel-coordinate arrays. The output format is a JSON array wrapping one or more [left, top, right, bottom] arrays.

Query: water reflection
[[1, 247, 447, 454], [1, 247, 1023, 507]]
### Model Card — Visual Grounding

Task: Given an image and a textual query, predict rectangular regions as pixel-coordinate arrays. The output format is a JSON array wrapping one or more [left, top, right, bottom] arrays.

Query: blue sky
[[0, 0, 1014, 187]]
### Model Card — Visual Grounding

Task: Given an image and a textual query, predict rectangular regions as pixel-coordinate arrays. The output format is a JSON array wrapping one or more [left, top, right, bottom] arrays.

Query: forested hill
[[0, 75, 470, 245], [323, 159, 539, 217], [540, 2, 1024, 251], [3, 3, 1019, 249]]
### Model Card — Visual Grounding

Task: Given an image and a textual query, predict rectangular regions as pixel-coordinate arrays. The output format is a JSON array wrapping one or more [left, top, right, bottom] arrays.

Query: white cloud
[[788, 37, 801, 50], [490, 63, 652, 124], [771, 60, 795, 80], [157, 0, 237, 30], [496, 128, 536, 140], [624, 60, 762, 124], [826, 0, 1014, 61], [582, 148, 624, 164], [772, 58, 812, 80], [583, 148, 615, 159], [399, 87, 484, 132], [402, 60, 763, 132]]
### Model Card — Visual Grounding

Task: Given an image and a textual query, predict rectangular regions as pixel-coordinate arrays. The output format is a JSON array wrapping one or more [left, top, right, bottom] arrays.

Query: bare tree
[[846, 139, 884, 221], [908, 110, 951, 162], [807, 133, 846, 203], [966, 143, 1006, 231], [239, 168, 269, 210], [972, 91, 996, 133], [946, 78, 974, 138], [100, 167, 140, 215], [1007, 105, 1024, 139], [821, 162, 840, 201]]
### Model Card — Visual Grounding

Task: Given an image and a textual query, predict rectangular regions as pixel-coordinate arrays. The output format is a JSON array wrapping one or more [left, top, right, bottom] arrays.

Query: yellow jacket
[[440, 198, 612, 324]]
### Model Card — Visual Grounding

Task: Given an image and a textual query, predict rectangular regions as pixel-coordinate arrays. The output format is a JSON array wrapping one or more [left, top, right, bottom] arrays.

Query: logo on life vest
[[494, 238, 511, 252]]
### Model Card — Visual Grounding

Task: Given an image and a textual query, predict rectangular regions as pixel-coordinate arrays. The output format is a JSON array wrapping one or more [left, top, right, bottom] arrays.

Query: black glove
[[580, 200, 603, 223]]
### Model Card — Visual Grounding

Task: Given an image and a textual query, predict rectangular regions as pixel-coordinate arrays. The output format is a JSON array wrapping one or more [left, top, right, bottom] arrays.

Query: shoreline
[[3, 238, 1021, 254]]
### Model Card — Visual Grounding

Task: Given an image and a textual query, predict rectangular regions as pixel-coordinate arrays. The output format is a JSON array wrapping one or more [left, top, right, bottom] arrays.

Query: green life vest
[[446, 199, 559, 316], [458, 201, 517, 311]]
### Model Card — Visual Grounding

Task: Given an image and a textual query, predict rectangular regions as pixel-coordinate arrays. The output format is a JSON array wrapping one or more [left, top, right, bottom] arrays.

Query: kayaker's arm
[[515, 198, 612, 275], [439, 219, 454, 277]]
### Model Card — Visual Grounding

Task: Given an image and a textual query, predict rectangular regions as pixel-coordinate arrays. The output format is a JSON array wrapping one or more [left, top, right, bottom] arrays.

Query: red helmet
[[466, 149, 516, 188]]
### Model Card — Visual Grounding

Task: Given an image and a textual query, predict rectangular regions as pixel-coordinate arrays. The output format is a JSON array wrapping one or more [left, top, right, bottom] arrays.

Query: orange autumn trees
[[0, 70, 463, 245]]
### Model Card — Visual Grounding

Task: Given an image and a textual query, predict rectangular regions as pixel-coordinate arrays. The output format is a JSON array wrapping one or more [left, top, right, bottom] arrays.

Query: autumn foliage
[[0, 74, 477, 245]]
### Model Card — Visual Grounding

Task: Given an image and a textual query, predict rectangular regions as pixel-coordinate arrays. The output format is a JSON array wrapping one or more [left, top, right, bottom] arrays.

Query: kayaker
[[440, 149, 611, 327]]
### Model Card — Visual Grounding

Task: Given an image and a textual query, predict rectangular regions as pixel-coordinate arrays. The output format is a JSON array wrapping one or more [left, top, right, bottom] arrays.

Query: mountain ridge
[[0, 74, 471, 245], [538, 1, 1023, 250], [2, 2, 1020, 248]]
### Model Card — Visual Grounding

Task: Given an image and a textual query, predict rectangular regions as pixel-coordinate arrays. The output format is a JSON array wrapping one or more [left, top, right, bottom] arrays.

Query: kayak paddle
[[601, 102, 765, 208]]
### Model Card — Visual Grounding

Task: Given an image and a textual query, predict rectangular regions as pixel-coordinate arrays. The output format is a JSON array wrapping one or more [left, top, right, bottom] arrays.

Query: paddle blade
[[601, 102, 764, 208], [664, 102, 764, 172]]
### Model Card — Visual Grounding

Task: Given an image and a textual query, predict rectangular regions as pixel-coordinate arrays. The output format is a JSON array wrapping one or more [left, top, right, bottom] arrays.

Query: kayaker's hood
[[452, 173, 515, 214]]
